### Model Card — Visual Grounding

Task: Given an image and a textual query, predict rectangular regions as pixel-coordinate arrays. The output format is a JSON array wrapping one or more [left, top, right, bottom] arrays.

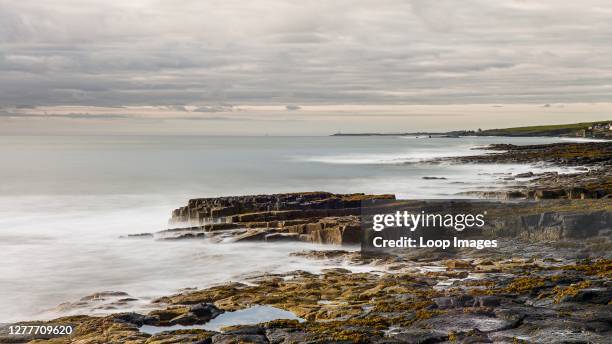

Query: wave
[[295, 149, 480, 165], [560, 137, 610, 142]]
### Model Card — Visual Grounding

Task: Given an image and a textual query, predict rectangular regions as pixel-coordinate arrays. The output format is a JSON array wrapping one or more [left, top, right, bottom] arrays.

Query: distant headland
[[332, 120, 612, 139]]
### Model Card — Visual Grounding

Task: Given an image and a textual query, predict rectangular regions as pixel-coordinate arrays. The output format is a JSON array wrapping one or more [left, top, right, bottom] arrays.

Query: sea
[[0, 135, 588, 322]]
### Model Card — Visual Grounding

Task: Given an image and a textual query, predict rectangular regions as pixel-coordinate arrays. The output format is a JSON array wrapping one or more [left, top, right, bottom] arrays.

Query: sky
[[1, 0, 611, 135]]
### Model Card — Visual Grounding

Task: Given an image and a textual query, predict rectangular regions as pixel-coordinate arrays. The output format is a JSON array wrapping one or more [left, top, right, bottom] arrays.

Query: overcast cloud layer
[[1, 0, 611, 134]]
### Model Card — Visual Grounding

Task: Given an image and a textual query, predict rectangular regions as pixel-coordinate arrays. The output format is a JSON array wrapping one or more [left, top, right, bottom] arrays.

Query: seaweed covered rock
[[18, 258, 611, 344]]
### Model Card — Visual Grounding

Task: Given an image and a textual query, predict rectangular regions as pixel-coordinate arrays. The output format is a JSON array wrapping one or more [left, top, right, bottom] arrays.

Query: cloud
[[192, 105, 234, 113], [166, 105, 189, 112], [0, 0, 611, 110], [409, 0, 456, 33], [0, 111, 129, 119]]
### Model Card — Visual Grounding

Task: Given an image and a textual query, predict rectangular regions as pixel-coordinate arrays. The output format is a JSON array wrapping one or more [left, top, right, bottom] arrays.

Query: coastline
[[331, 120, 612, 140], [3, 0, 612, 342], [2, 139, 610, 344]]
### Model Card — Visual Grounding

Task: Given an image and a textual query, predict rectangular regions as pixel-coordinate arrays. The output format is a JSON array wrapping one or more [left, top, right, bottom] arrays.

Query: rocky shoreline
[[441, 141, 612, 200], [2, 140, 611, 344], [3, 249, 609, 343]]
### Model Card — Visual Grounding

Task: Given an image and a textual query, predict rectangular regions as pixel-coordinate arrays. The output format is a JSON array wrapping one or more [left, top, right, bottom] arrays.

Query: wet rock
[[112, 312, 148, 326], [169, 312, 199, 325], [413, 312, 516, 333], [445, 259, 473, 269], [559, 287, 612, 304], [220, 325, 265, 335], [80, 291, 130, 301], [505, 191, 527, 198], [265, 233, 301, 242], [515, 172, 534, 178], [145, 329, 216, 344], [120, 233, 154, 239], [388, 329, 448, 343], [211, 333, 268, 344], [535, 189, 567, 199], [290, 249, 353, 260], [322, 267, 352, 274], [265, 328, 309, 344], [492, 315, 610, 344], [491, 329, 607, 344], [474, 262, 501, 273], [161, 232, 206, 240], [190, 303, 224, 319], [233, 229, 270, 242], [474, 295, 501, 307], [118, 297, 139, 302], [164, 192, 394, 245], [432, 295, 474, 309], [170, 192, 395, 225]]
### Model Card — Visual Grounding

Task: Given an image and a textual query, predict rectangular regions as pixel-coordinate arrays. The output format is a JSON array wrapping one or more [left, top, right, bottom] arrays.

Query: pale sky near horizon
[[1, 0, 611, 135]]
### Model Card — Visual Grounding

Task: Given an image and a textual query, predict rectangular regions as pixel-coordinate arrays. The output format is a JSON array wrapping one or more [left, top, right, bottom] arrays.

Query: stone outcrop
[[163, 192, 394, 245], [128, 194, 612, 245], [169, 192, 393, 225]]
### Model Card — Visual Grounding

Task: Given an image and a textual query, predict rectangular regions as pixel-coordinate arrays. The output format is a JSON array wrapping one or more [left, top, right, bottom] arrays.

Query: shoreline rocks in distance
[[440, 141, 612, 200]]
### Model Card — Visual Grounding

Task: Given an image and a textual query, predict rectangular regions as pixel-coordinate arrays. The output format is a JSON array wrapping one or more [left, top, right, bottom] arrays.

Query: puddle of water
[[433, 278, 460, 290], [140, 305, 304, 334], [418, 265, 446, 273]]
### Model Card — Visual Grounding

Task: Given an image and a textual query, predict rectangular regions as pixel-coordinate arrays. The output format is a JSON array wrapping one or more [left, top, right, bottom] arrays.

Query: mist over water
[[0, 135, 574, 322]]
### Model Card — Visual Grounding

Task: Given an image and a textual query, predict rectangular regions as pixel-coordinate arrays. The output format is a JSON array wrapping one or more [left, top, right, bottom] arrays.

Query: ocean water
[[0, 135, 582, 322]]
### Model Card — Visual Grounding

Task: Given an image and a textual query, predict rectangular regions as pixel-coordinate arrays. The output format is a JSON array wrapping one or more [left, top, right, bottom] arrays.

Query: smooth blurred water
[[0, 135, 581, 322]]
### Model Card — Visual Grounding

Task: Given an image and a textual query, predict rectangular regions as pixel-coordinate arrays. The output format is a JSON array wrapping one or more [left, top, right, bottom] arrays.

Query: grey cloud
[[0, 111, 129, 119], [193, 105, 234, 113], [166, 105, 189, 112], [0, 111, 293, 122], [0, 0, 611, 107], [409, 0, 456, 33]]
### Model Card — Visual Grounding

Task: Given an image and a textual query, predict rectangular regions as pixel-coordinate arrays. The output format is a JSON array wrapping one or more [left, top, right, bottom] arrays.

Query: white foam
[[560, 137, 610, 142], [295, 148, 482, 165]]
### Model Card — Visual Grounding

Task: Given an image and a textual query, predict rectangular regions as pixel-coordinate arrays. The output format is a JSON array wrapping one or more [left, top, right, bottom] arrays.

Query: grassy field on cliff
[[479, 120, 611, 137]]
